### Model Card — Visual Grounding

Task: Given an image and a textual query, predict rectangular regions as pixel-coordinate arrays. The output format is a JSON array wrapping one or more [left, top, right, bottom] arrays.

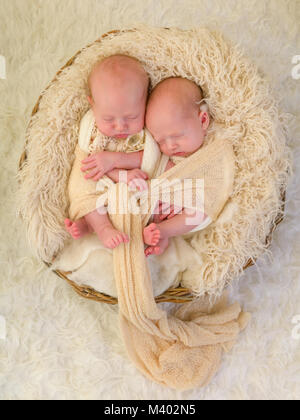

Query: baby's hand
[[126, 169, 149, 192], [81, 151, 117, 181]]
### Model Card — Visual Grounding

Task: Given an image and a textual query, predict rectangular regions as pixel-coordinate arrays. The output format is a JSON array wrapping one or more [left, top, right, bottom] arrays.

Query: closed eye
[[158, 134, 183, 143]]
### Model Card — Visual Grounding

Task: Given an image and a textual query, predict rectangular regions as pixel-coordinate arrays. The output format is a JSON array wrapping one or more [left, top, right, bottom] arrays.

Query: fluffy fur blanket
[[2, 0, 298, 400], [17, 26, 292, 298]]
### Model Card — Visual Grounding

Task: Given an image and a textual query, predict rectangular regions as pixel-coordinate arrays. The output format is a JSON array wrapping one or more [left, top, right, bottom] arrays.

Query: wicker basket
[[18, 30, 287, 305]]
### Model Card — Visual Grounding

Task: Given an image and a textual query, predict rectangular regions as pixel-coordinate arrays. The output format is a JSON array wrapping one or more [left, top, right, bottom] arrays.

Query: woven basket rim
[[19, 28, 287, 304]]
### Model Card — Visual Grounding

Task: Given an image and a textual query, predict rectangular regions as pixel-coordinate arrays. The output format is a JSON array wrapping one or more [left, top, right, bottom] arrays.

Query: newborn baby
[[65, 54, 150, 249], [66, 73, 210, 256], [143, 77, 210, 256]]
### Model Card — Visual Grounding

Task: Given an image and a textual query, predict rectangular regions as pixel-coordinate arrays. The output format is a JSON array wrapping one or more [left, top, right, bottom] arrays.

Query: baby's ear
[[87, 95, 94, 106], [199, 110, 210, 131]]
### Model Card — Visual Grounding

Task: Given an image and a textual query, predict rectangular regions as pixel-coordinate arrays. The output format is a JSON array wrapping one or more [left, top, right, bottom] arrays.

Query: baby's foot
[[145, 237, 169, 257], [143, 223, 161, 246], [96, 225, 129, 249], [65, 218, 90, 239]]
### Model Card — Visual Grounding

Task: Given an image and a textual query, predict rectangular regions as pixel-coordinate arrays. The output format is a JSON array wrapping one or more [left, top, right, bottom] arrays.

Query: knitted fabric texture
[[105, 146, 249, 390], [67, 107, 247, 389], [98, 133, 249, 390]]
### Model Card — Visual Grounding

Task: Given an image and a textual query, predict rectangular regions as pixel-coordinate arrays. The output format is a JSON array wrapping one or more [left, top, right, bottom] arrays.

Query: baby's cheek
[[97, 123, 114, 137], [132, 119, 145, 132]]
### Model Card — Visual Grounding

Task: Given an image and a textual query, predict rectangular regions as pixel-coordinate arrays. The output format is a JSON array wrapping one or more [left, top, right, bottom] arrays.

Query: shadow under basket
[[18, 29, 287, 305]]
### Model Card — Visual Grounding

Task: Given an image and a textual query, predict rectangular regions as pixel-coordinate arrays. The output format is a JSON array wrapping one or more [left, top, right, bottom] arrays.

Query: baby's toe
[[65, 219, 72, 228], [109, 241, 116, 249], [112, 237, 119, 247], [116, 235, 124, 245], [145, 246, 153, 257], [122, 234, 129, 243]]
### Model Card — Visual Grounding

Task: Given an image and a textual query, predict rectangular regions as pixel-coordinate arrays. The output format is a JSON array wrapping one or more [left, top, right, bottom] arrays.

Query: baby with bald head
[[143, 77, 210, 257], [146, 77, 208, 157], [87, 55, 149, 139], [65, 55, 151, 249]]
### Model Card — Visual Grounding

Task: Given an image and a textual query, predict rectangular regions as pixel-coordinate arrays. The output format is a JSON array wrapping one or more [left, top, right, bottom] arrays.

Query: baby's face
[[89, 80, 146, 139], [146, 104, 209, 157]]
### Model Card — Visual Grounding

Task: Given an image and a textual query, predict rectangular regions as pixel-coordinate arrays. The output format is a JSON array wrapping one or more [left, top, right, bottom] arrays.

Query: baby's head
[[88, 55, 149, 138], [145, 77, 210, 157]]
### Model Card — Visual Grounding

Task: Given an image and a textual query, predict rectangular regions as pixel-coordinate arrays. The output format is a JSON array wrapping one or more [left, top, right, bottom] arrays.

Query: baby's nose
[[166, 139, 176, 152], [115, 119, 127, 131]]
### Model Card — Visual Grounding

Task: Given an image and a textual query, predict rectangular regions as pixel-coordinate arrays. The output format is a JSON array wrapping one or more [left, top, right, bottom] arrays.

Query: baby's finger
[[167, 211, 176, 219], [137, 179, 148, 191], [173, 206, 183, 215], [131, 171, 147, 181], [134, 180, 142, 191], [93, 172, 104, 182], [169, 205, 181, 215], [138, 170, 148, 179], [85, 168, 101, 179], [134, 178, 148, 191], [81, 161, 97, 172], [128, 180, 138, 191], [161, 202, 171, 214], [81, 156, 94, 164]]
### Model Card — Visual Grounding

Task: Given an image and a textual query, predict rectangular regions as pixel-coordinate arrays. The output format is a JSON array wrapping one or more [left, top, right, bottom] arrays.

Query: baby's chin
[[98, 128, 141, 138], [170, 152, 187, 157]]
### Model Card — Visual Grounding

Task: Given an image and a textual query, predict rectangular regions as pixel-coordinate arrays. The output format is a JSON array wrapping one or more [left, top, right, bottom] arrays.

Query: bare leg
[[84, 209, 129, 249], [145, 237, 169, 257], [144, 210, 205, 257], [65, 217, 93, 239]]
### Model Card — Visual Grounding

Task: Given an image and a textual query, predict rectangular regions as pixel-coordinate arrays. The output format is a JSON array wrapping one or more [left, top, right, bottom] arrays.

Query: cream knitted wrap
[[102, 135, 250, 390]]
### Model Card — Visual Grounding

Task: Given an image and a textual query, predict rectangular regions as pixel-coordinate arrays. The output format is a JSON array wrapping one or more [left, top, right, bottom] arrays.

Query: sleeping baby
[[65, 54, 150, 249], [142, 77, 210, 257], [66, 67, 210, 256]]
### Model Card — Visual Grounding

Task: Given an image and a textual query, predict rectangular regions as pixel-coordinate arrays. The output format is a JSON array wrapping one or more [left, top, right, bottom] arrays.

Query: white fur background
[[0, 0, 299, 400]]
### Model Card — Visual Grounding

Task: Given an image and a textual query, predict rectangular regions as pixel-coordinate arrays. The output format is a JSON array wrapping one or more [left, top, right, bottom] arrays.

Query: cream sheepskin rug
[[1, 0, 299, 400]]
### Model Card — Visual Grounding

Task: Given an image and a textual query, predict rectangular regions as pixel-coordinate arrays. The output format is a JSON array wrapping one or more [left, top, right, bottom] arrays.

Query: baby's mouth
[[115, 134, 129, 139]]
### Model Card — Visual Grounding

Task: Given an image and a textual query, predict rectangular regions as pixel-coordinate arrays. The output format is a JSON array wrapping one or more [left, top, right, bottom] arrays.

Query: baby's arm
[[114, 150, 144, 170], [81, 150, 144, 182], [105, 168, 149, 191], [150, 158, 207, 236], [143, 209, 207, 256], [156, 209, 207, 239], [105, 168, 123, 183]]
